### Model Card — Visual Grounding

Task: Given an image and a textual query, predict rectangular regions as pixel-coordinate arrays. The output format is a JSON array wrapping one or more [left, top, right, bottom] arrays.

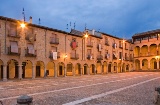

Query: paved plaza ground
[[0, 72, 160, 105]]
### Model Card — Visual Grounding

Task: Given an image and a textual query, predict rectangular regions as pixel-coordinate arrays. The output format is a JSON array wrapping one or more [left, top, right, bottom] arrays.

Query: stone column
[[32, 65, 35, 79], [18, 65, 22, 80], [64, 66, 66, 77], [148, 61, 150, 70], [140, 60, 142, 70], [3, 65, 7, 81], [73, 67, 75, 76], [157, 60, 159, 70], [54, 66, 57, 78], [87, 67, 90, 75], [44, 66, 46, 78], [94, 67, 96, 75], [80, 67, 83, 76]]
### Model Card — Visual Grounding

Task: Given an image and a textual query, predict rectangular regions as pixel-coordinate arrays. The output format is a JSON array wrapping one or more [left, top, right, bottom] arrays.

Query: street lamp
[[20, 22, 25, 28]]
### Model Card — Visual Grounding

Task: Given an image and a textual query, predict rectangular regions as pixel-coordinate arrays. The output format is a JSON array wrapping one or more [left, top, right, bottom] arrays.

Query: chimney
[[29, 16, 32, 23], [92, 29, 95, 35]]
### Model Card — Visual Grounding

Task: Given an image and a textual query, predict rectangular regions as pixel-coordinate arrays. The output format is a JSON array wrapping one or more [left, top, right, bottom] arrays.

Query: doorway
[[36, 66, 40, 77], [1, 65, 3, 79], [108, 64, 111, 72], [15, 65, 18, 78], [154, 61, 157, 69], [59, 66, 63, 75], [84, 66, 87, 75]]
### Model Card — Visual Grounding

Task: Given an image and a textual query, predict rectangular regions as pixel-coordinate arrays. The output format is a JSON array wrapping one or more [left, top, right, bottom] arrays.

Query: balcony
[[124, 57, 129, 61], [70, 53, 79, 60], [8, 32, 20, 38], [25, 49, 37, 57], [97, 55, 103, 60], [105, 54, 110, 59], [125, 47, 128, 50], [129, 58, 134, 62], [140, 53, 149, 57], [87, 54, 94, 60], [50, 38, 59, 44], [7, 46, 21, 56], [25, 34, 36, 42], [49, 52, 60, 59], [112, 43, 117, 49], [129, 48, 133, 51], [87, 42, 93, 47], [105, 42, 109, 46], [113, 55, 117, 60], [119, 45, 123, 49], [71, 42, 78, 49]]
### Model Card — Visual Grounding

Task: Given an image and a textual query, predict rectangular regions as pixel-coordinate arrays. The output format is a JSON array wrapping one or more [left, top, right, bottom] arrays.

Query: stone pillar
[[64, 66, 66, 77], [54, 66, 57, 77], [148, 61, 150, 70], [3, 65, 7, 81], [44, 66, 46, 78], [73, 67, 75, 76], [140, 60, 142, 70], [94, 67, 96, 75], [32, 65, 35, 79], [80, 67, 83, 76], [157, 60, 159, 70], [87, 67, 90, 75], [18, 65, 22, 80]]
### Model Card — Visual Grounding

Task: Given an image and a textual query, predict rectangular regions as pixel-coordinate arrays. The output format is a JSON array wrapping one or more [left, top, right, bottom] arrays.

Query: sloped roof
[[70, 29, 83, 36]]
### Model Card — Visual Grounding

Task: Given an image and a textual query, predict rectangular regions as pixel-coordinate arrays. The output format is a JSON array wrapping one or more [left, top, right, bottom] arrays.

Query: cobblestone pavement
[[0, 72, 160, 105]]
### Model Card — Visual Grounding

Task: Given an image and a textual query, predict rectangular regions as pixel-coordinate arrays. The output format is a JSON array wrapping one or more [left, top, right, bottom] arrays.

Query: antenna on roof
[[22, 8, 25, 21], [98, 29, 100, 32], [74, 22, 76, 29], [85, 23, 87, 30], [39, 18, 41, 25], [70, 22, 71, 27]]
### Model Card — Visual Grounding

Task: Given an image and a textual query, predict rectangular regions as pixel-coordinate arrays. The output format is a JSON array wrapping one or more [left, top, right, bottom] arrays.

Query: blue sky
[[0, 0, 160, 39]]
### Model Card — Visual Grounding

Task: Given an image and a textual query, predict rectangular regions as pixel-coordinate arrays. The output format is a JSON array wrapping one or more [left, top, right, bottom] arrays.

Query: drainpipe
[[44, 29, 47, 58], [82, 38, 83, 60], [4, 19, 7, 54]]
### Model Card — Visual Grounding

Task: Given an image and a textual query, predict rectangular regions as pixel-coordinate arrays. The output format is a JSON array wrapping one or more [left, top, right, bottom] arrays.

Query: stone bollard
[[155, 87, 160, 105], [17, 95, 33, 105]]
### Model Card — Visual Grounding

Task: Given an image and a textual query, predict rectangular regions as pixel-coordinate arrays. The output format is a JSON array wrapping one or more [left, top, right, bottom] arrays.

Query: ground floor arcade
[[0, 59, 133, 81]]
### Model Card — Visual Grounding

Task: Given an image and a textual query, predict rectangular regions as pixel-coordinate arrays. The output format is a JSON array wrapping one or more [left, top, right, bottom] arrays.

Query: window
[[8, 23, 17, 36], [51, 46, 57, 52], [10, 41, 18, 53], [27, 44, 34, 54], [119, 52, 122, 59]]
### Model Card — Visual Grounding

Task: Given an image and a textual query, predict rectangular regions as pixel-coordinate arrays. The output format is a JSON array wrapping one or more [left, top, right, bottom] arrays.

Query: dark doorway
[[92, 65, 94, 74], [84, 66, 87, 75], [59, 66, 63, 75], [154, 61, 157, 69], [7, 66, 9, 79], [1, 65, 3, 79], [78, 64, 81, 74], [22, 66, 25, 78], [108, 64, 111, 72], [36, 66, 41, 77], [15, 66, 18, 78], [102, 65, 104, 73]]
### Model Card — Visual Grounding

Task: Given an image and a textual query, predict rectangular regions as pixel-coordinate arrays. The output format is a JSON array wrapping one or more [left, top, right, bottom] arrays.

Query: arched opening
[[96, 61, 102, 74], [135, 59, 140, 70], [142, 59, 148, 70], [0, 59, 4, 80], [134, 46, 140, 57], [90, 64, 95, 74], [141, 45, 148, 56], [58, 62, 65, 76], [83, 64, 88, 75], [67, 63, 73, 76], [75, 63, 81, 75], [158, 44, 160, 55], [150, 44, 157, 56], [46, 61, 55, 77], [36, 61, 45, 78], [7, 59, 19, 79], [126, 64, 129, 72], [22, 60, 32, 78], [103, 61, 107, 74], [150, 58, 157, 70], [108, 63, 112, 73]]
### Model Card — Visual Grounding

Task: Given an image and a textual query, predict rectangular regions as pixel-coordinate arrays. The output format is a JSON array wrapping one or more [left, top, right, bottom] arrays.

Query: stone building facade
[[133, 30, 160, 70], [0, 16, 134, 81]]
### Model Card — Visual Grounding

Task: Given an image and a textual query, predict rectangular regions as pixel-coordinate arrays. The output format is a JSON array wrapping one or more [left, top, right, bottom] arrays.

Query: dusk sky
[[1, 0, 160, 39]]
